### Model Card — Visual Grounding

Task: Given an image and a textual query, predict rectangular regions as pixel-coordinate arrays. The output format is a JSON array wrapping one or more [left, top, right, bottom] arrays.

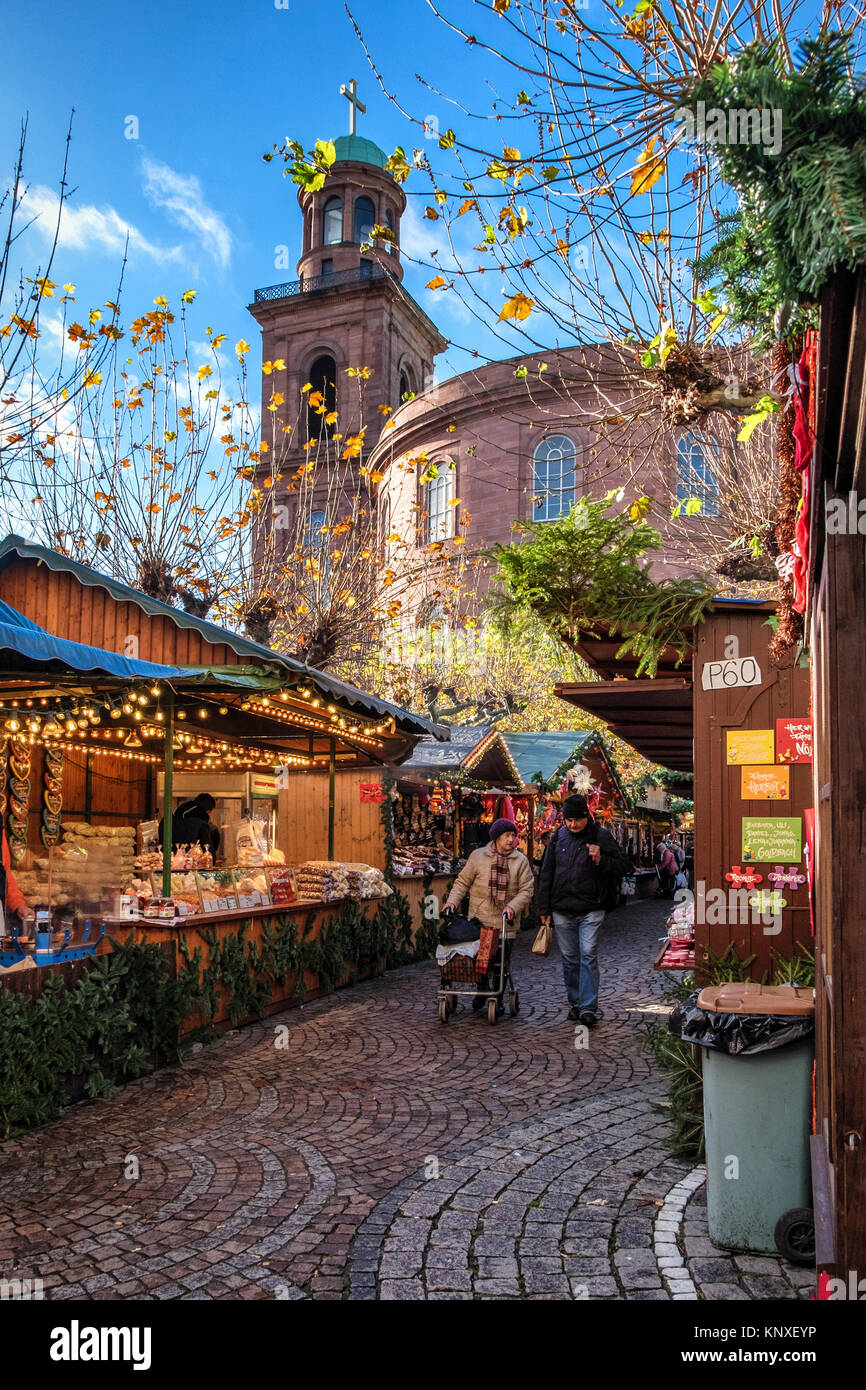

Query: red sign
[[776, 717, 813, 764], [267, 868, 297, 905], [359, 782, 385, 804]]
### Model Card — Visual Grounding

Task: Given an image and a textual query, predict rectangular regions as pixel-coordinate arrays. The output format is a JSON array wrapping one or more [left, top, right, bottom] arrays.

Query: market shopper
[[443, 818, 534, 1011], [538, 794, 632, 1026], [655, 838, 678, 898]]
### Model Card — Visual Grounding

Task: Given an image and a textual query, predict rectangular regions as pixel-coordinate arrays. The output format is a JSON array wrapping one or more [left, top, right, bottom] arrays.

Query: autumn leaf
[[370, 470, 385, 484], [631, 138, 665, 196], [502, 146, 521, 161], [493, 0, 510, 10], [342, 431, 366, 459], [424, 206, 440, 221], [153, 295, 169, 307], [457, 198, 477, 217], [197, 364, 213, 381], [498, 292, 535, 323], [146, 504, 162, 514], [236, 339, 251, 356], [83, 370, 102, 388], [262, 359, 286, 375], [629, 496, 652, 521], [426, 275, 449, 290]]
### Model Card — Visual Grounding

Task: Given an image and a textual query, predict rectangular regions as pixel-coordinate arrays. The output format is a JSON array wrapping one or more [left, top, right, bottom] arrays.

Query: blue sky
[[1, 0, 521, 387]]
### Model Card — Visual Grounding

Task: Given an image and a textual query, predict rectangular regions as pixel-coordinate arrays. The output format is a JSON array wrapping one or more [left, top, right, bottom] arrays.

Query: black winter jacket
[[537, 819, 632, 917]]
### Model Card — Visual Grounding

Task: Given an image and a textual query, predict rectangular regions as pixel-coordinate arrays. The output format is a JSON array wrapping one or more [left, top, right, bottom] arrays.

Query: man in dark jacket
[[158, 793, 221, 856], [538, 794, 632, 1026]]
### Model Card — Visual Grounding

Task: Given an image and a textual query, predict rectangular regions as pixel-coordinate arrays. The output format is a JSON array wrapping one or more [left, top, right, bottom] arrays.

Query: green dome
[[332, 134, 388, 169]]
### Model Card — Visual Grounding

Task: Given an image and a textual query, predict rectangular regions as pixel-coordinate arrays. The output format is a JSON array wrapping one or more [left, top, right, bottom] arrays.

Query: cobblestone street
[[0, 899, 814, 1301]]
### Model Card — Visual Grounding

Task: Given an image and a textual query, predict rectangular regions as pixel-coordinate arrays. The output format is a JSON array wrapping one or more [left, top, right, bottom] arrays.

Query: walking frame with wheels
[[437, 912, 519, 1025]]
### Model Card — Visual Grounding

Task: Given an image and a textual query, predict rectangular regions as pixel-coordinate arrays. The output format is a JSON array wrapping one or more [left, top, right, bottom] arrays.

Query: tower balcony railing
[[253, 262, 397, 303]]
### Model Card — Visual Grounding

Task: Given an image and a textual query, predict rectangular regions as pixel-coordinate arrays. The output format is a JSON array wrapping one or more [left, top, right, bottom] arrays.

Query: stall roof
[[0, 600, 284, 685], [396, 723, 521, 787], [555, 599, 776, 774], [501, 731, 594, 787], [0, 535, 445, 739]]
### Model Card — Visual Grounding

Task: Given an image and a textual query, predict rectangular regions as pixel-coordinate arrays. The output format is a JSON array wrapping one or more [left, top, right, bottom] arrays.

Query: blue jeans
[[552, 909, 606, 1014]]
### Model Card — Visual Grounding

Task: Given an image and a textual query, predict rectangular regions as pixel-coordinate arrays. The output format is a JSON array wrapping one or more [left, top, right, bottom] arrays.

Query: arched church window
[[532, 435, 576, 521], [385, 206, 396, 244], [307, 355, 337, 439], [323, 197, 343, 246], [399, 364, 416, 401], [676, 432, 720, 516], [426, 464, 454, 543], [353, 196, 376, 245]]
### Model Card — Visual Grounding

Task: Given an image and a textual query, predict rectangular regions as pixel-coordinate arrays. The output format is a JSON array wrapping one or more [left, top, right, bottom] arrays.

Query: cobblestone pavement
[[0, 898, 815, 1301]]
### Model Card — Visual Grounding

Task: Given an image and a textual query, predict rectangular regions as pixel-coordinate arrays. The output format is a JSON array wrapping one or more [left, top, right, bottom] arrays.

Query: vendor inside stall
[[159, 791, 221, 857]]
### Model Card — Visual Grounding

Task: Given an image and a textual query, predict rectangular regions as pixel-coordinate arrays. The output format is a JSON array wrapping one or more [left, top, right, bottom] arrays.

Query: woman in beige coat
[[443, 818, 535, 1009]]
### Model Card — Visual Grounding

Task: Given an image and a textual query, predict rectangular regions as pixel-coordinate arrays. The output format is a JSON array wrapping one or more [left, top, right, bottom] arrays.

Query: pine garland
[[688, 32, 866, 345]]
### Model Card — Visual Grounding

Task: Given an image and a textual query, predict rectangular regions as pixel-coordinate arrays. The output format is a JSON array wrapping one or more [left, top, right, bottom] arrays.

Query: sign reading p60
[[701, 656, 763, 691]]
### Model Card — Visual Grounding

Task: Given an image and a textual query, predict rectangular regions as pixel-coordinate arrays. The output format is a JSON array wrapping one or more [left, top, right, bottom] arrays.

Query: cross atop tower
[[340, 78, 366, 136]]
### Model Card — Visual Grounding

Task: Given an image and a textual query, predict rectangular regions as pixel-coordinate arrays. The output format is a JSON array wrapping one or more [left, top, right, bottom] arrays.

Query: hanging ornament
[[725, 865, 763, 889]]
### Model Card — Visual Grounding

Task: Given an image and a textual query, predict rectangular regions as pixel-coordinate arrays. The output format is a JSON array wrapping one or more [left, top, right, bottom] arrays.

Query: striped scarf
[[488, 850, 510, 906]]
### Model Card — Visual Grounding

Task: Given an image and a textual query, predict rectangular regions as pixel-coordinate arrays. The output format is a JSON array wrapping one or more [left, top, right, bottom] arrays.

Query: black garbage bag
[[669, 989, 814, 1056], [438, 913, 482, 945]]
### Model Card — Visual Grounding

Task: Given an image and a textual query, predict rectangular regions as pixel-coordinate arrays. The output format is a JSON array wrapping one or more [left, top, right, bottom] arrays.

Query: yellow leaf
[[452, 535, 466, 545], [301, 382, 313, 392], [497, 292, 535, 323], [503, 146, 521, 161], [426, 275, 449, 290], [493, 0, 510, 10], [657, 228, 671, 246], [434, 190, 448, 205], [89, 309, 101, 324], [197, 364, 213, 381], [181, 289, 197, 303], [630, 138, 665, 196], [211, 334, 227, 348], [154, 295, 169, 307], [638, 231, 654, 244], [63, 283, 75, 293], [424, 207, 440, 221], [236, 339, 250, 356], [457, 198, 477, 216], [629, 496, 652, 521], [165, 430, 177, 442], [262, 359, 286, 375], [83, 370, 102, 388], [370, 470, 385, 484]]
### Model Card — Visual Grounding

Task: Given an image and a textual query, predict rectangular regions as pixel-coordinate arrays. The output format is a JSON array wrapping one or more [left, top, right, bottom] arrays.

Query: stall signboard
[[741, 766, 790, 800], [726, 730, 775, 765], [776, 717, 813, 764], [701, 655, 763, 690], [251, 773, 278, 797], [742, 817, 803, 863], [195, 870, 239, 912], [267, 867, 298, 905], [359, 782, 386, 804]]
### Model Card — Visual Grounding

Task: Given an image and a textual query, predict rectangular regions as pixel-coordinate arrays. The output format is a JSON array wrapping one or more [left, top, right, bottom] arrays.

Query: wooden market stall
[[556, 598, 813, 977], [386, 723, 522, 923], [0, 536, 445, 1022], [802, 272, 866, 1279], [498, 730, 632, 866]]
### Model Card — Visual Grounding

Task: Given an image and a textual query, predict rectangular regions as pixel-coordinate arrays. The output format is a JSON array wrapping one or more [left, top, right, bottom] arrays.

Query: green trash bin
[[695, 983, 815, 1259]]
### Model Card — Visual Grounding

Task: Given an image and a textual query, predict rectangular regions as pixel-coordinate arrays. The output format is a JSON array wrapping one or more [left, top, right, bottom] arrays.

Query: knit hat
[[489, 818, 518, 843], [562, 794, 589, 820]]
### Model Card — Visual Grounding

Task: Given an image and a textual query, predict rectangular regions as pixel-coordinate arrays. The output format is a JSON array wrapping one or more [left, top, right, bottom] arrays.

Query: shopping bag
[[532, 921, 554, 956]]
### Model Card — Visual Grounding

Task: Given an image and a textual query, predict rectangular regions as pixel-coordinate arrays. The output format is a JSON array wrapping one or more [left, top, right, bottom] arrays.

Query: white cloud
[[141, 157, 232, 270], [22, 185, 184, 265]]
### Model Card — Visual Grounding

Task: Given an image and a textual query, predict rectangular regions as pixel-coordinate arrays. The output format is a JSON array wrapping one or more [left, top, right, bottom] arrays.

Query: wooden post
[[84, 751, 93, 822], [162, 690, 174, 898], [328, 737, 336, 860]]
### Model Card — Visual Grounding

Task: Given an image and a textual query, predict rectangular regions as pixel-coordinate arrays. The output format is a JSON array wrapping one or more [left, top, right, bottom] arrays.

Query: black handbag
[[438, 912, 482, 944]]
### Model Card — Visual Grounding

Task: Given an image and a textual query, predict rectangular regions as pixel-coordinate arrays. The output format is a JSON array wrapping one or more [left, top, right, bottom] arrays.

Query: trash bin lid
[[696, 982, 814, 1016]]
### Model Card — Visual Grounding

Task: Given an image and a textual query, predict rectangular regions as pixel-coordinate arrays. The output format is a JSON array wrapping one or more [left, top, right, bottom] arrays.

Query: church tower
[[248, 82, 446, 548]]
